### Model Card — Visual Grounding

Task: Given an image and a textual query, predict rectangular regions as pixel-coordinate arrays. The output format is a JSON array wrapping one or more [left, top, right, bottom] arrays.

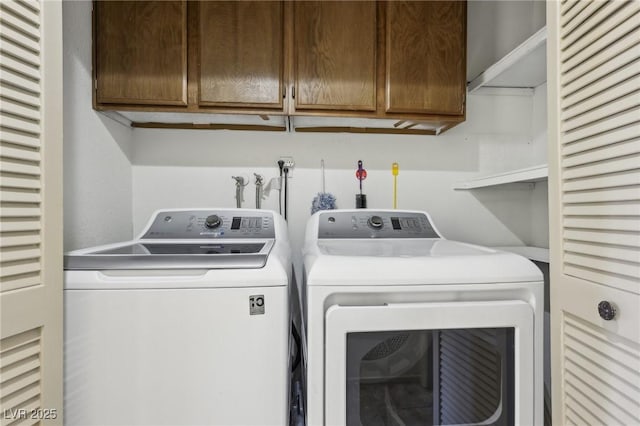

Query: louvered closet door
[[548, 1, 640, 425], [0, 0, 63, 423]]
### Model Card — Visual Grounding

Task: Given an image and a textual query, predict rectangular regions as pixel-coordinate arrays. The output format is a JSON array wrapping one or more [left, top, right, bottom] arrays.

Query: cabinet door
[[198, 1, 284, 109], [294, 1, 377, 112], [94, 1, 187, 106], [386, 1, 465, 115]]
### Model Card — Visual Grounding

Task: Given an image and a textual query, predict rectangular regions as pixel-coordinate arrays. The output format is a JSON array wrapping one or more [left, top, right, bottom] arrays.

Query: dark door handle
[[598, 301, 616, 321]]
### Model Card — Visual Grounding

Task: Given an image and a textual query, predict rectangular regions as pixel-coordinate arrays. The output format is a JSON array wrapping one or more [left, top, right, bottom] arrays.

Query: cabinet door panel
[[199, 1, 284, 109], [95, 1, 187, 106], [386, 1, 465, 115], [294, 1, 376, 112]]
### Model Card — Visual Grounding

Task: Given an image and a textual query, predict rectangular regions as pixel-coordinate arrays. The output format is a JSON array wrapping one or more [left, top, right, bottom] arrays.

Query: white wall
[[63, 1, 133, 251], [467, 0, 546, 80], [131, 91, 547, 274], [62, 0, 549, 258]]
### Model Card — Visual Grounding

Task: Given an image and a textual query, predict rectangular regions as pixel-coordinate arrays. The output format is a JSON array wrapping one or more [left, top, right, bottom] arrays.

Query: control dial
[[204, 214, 222, 229], [368, 215, 384, 230]]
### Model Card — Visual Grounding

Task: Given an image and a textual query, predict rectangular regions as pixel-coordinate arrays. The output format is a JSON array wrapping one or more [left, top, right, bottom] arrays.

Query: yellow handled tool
[[392, 162, 399, 209]]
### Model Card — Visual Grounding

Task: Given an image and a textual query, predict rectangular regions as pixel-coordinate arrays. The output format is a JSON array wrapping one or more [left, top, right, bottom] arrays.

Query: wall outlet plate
[[280, 156, 294, 177]]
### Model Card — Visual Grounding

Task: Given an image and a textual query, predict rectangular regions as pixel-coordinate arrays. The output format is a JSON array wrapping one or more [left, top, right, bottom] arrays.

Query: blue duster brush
[[311, 159, 337, 214]]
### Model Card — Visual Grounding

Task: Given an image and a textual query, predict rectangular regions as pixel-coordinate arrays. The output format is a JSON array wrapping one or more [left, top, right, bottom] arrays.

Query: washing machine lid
[[65, 209, 284, 271], [64, 240, 274, 270]]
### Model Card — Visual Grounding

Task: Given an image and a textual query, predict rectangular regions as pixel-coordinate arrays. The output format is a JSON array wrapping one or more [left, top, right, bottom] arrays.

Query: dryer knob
[[368, 215, 384, 229], [205, 215, 222, 229]]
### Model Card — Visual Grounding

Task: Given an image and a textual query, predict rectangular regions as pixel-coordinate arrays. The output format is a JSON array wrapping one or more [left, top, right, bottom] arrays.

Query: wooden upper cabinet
[[94, 1, 187, 106], [386, 1, 466, 115], [198, 1, 284, 109], [293, 1, 377, 112]]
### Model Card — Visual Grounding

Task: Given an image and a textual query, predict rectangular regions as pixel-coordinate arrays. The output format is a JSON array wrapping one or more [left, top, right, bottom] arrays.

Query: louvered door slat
[[564, 252, 639, 279], [562, 58, 640, 112], [561, 1, 591, 25], [562, 313, 640, 423], [563, 169, 640, 190], [0, 111, 40, 134], [564, 216, 640, 232], [0, 145, 40, 162], [563, 186, 640, 204], [561, 9, 640, 76], [565, 407, 590, 426], [564, 202, 640, 216], [564, 140, 640, 168], [1, 98, 40, 123], [565, 380, 631, 425], [0, 274, 40, 293], [565, 360, 640, 417], [563, 123, 640, 155], [0, 159, 41, 176], [0, 1, 39, 26], [564, 228, 639, 247], [0, 219, 40, 232], [0, 127, 40, 148], [560, 1, 605, 38], [561, 45, 640, 102], [0, 9, 40, 40], [564, 241, 640, 263], [0, 52, 40, 83], [563, 75, 640, 123], [563, 94, 640, 132], [0, 46, 39, 74], [0, 21, 40, 53], [0, 190, 40, 203], [0, 246, 40, 262], [1, 83, 40, 108], [563, 108, 640, 145], [561, 2, 637, 55], [0, 232, 40, 248], [0, 175, 40, 190]]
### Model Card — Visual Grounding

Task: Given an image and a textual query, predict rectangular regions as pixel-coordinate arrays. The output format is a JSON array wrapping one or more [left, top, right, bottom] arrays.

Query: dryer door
[[325, 301, 534, 426]]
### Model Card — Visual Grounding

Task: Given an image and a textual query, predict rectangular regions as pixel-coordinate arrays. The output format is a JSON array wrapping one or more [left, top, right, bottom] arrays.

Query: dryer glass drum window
[[346, 328, 515, 426]]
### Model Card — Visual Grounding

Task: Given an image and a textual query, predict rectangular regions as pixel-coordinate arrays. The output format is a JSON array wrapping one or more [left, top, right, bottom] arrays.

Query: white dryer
[[64, 209, 291, 426], [302, 210, 543, 426]]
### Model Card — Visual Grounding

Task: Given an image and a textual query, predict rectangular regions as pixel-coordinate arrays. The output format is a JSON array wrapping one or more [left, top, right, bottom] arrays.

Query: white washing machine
[[64, 209, 291, 426], [302, 210, 543, 426]]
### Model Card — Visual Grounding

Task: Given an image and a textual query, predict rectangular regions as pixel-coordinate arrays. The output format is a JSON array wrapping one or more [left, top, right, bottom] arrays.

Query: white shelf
[[468, 27, 547, 93], [493, 246, 549, 263], [453, 164, 548, 190]]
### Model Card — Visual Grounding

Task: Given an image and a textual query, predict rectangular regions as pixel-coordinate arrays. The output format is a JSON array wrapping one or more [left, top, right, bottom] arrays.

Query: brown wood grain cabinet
[[293, 1, 377, 112], [198, 1, 284, 109], [94, 1, 187, 106], [93, 1, 467, 134], [386, 1, 466, 115]]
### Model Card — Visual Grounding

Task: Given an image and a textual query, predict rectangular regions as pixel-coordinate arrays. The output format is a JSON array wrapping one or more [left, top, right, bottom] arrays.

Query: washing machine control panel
[[142, 210, 275, 239], [318, 211, 440, 239]]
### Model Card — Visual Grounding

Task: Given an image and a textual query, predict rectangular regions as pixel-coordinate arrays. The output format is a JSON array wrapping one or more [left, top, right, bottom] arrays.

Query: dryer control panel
[[141, 210, 275, 239], [317, 211, 440, 239]]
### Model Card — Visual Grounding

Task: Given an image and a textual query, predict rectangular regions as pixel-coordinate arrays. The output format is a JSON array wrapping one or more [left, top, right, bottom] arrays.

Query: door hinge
[[283, 86, 286, 99], [292, 86, 295, 99]]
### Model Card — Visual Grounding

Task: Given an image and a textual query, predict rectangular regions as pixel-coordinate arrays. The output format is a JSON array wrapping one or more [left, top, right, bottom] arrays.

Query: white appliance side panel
[[64, 286, 289, 425]]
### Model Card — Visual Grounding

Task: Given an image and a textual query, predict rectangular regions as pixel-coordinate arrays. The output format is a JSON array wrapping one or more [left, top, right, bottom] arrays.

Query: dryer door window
[[347, 328, 514, 425], [324, 301, 534, 426]]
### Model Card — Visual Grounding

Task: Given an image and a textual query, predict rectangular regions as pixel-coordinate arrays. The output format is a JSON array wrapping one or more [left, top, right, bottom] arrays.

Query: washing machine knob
[[205, 214, 221, 229], [368, 215, 384, 229]]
